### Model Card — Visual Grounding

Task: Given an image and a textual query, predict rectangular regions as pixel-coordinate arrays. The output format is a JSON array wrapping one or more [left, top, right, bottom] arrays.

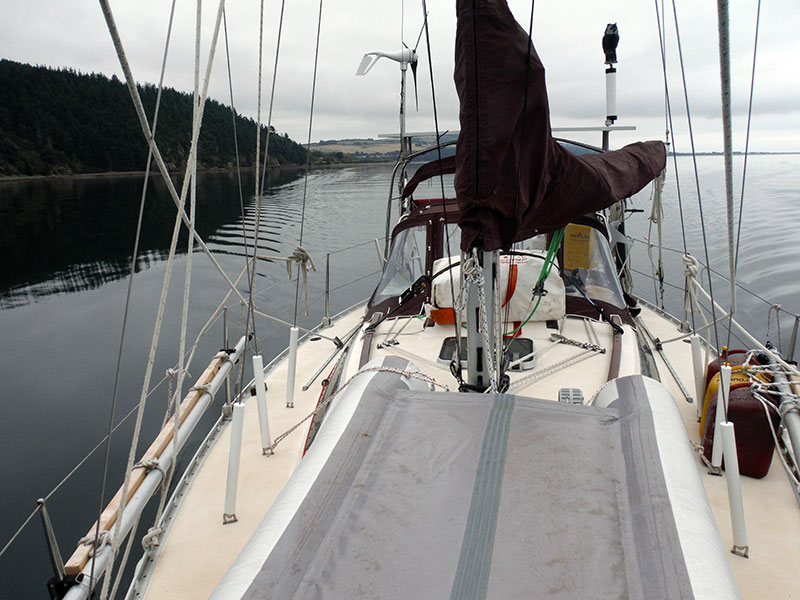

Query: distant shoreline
[[0, 162, 390, 183]]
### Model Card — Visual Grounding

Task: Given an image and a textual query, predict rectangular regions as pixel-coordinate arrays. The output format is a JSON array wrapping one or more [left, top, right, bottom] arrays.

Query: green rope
[[503, 228, 564, 337]]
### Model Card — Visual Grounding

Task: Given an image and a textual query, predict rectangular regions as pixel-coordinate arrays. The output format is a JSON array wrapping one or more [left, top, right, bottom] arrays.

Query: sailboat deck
[[638, 304, 800, 599], [137, 307, 367, 600], [366, 314, 632, 402], [138, 306, 800, 599]]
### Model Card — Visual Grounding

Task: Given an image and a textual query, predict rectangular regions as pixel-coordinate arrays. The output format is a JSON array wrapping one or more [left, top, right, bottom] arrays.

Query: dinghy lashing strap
[[450, 395, 515, 600]]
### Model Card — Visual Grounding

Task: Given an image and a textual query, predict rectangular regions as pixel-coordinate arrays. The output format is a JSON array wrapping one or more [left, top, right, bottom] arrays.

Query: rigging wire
[[103, 0, 207, 594], [257, 0, 288, 199], [653, 0, 693, 330], [134, 3, 205, 584], [294, 0, 325, 325], [91, 0, 176, 590], [669, 0, 722, 355], [96, 0, 227, 594], [727, 0, 762, 350], [237, 0, 271, 406], [222, 7, 252, 336], [628, 235, 800, 320], [419, 0, 464, 385], [245, 0, 269, 365], [246, 0, 288, 392]]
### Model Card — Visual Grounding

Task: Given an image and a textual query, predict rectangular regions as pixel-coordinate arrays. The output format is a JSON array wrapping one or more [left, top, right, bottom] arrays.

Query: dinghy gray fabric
[[238, 378, 697, 599], [453, 0, 666, 251]]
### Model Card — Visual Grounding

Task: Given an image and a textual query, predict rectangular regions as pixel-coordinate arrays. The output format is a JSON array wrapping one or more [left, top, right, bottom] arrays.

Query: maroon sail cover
[[454, 0, 666, 251]]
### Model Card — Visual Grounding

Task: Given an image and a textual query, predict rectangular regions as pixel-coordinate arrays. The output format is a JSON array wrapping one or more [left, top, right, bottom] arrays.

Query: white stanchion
[[711, 364, 732, 469], [223, 402, 245, 524], [690, 335, 705, 419], [720, 421, 749, 556], [252, 355, 272, 455], [286, 326, 299, 408]]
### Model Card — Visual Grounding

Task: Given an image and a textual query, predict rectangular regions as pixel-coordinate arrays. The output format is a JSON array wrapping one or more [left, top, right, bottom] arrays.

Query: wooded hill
[[0, 59, 312, 177]]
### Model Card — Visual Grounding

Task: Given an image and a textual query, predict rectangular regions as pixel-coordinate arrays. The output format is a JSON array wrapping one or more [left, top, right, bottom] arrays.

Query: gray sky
[[2, 0, 798, 151]]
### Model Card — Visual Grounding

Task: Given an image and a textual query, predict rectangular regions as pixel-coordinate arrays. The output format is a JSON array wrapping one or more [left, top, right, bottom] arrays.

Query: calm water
[[0, 156, 798, 597]]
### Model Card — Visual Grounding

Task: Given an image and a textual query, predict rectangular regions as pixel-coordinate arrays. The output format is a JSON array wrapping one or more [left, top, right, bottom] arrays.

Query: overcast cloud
[[2, 0, 798, 151]]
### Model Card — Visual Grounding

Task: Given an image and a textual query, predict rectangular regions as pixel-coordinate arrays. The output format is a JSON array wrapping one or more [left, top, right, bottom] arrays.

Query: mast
[[355, 47, 418, 196], [716, 0, 736, 314]]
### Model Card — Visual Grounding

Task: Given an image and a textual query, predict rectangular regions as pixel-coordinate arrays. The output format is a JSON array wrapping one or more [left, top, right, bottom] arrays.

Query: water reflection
[[0, 168, 304, 308]]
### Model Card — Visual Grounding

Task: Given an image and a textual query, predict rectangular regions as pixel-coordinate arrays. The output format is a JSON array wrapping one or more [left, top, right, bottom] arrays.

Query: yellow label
[[563, 224, 592, 271]]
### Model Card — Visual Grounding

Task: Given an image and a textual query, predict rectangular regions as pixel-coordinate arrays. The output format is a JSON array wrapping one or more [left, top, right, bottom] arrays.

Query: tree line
[[0, 59, 317, 177]]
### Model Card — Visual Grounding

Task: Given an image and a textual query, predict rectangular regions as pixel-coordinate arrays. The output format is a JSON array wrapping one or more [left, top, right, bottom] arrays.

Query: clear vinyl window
[[561, 223, 625, 308], [370, 224, 427, 306]]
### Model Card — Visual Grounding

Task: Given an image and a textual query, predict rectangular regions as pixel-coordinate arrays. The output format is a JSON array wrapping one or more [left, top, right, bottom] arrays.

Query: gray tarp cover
[[242, 377, 694, 599]]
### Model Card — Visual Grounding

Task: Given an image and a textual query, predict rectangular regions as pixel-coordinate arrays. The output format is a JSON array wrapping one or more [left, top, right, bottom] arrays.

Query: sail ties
[[647, 169, 666, 306], [141, 527, 163, 552], [256, 247, 317, 315], [77, 530, 111, 557], [682, 253, 705, 333]]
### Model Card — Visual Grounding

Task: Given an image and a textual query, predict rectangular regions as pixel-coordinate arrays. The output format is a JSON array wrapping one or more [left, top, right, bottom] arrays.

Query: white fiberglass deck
[[137, 307, 366, 599], [637, 304, 800, 599], [138, 305, 800, 599]]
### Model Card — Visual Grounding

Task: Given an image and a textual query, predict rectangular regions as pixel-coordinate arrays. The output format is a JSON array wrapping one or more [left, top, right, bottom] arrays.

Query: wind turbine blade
[[355, 54, 376, 76], [411, 59, 419, 111], [414, 14, 427, 51]]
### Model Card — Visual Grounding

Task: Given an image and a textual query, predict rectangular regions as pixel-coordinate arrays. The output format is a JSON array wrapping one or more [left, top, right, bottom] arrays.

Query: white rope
[[98, 2, 228, 597], [107, 513, 141, 600], [100, 0, 253, 318], [682, 254, 712, 336], [257, 247, 317, 315], [141, 526, 163, 553], [78, 530, 112, 557], [647, 169, 666, 307]]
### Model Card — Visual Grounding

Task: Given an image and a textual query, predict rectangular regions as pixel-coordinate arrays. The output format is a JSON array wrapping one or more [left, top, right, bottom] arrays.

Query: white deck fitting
[[638, 304, 800, 599], [141, 308, 366, 599]]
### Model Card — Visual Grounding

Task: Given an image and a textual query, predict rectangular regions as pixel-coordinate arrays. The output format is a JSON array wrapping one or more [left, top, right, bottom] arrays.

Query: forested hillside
[[0, 60, 309, 177]]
